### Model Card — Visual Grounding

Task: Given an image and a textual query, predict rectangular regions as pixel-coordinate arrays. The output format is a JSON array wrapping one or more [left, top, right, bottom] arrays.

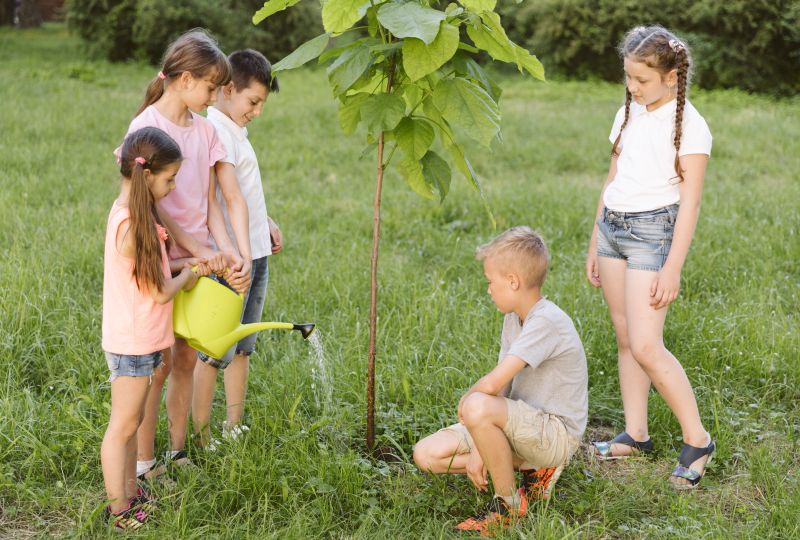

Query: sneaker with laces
[[519, 465, 563, 500], [105, 504, 147, 530], [455, 495, 528, 536], [130, 483, 157, 514], [222, 422, 250, 441]]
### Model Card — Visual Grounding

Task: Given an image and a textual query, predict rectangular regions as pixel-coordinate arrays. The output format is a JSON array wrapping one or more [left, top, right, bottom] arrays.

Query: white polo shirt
[[604, 98, 712, 212], [207, 106, 272, 259]]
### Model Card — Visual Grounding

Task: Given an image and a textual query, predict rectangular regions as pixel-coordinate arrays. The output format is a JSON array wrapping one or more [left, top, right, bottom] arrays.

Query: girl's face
[[222, 81, 269, 128], [182, 72, 220, 113], [624, 57, 677, 111], [147, 162, 181, 200]]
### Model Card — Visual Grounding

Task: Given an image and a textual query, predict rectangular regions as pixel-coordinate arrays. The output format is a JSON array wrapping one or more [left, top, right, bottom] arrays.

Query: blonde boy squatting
[[413, 227, 588, 535]]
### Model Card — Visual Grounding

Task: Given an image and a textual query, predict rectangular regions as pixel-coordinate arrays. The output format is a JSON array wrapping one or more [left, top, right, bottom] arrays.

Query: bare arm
[[586, 155, 619, 288], [650, 153, 708, 309], [116, 220, 200, 305], [215, 162, 252, 262], [206, 166, 237, 254], [457, 355, 527, 423]]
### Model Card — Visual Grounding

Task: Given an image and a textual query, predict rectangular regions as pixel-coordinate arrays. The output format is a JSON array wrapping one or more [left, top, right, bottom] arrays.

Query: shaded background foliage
[[64, 0, 800, 95]]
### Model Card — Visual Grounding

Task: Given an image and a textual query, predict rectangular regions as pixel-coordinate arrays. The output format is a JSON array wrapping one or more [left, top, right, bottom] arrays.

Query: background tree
[[254, 0, 544, 451]]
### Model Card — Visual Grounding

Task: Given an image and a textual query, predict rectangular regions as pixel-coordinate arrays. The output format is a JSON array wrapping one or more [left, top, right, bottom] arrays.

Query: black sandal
[[591, 431, 654, 461], [670, 438, 715, 490]]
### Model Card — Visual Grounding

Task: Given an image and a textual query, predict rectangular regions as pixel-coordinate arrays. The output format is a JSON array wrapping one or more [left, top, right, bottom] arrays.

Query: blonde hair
[[475, 226, 549, 288]]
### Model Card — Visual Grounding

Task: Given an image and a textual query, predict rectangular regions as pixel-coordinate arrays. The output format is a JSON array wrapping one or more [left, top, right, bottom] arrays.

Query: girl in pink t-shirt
[[101, 127, 205, 530], [117, 29, 254, 480]]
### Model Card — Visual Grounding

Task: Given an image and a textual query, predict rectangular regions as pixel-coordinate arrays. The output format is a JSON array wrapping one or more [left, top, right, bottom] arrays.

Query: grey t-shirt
[[500, 298, 588, 440]]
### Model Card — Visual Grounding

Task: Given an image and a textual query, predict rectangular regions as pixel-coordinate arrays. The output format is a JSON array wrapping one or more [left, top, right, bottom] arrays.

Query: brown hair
[[118, 127, 183, 292], [229, 49, 280, 93], [136, 29, 232, 116], [475, 226, 550, 288], [611, 25, 692, 182]]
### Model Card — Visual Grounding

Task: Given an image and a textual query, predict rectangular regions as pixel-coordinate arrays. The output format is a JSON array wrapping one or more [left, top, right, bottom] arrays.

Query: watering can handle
[[189, 266, 245, 298]]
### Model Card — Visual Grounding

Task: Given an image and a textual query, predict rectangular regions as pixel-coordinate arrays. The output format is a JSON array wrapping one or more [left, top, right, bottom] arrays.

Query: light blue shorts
[[596, 204, 678, 272], [105, 350, 163, 382]]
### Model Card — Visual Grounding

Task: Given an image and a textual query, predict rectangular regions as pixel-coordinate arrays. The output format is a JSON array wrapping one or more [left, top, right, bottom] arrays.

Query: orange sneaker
[[455, 495, 528, 536], [519, 465, 563, 500]]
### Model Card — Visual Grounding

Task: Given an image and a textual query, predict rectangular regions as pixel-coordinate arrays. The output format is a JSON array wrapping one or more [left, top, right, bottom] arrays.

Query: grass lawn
[[1, 24, 799, 538]]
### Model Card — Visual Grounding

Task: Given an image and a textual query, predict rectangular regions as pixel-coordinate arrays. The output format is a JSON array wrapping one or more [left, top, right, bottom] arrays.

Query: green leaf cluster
[[254, 0, 546, 204]]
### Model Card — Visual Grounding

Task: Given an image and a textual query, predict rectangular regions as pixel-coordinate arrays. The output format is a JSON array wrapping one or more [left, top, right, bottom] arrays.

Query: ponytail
[[672, 49, 689, 182], [611, 88, 632, 158], [118, 127, 183, 293]]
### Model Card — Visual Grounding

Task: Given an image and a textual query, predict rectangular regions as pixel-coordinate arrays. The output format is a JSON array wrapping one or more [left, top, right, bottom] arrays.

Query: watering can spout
[[293, 323, 316, 340]]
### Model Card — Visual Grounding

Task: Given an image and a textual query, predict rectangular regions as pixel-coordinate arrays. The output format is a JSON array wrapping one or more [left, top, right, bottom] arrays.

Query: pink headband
[[669, 39, 685, 53], [158, 71, 166, 80], [134, 156, 147, 165]]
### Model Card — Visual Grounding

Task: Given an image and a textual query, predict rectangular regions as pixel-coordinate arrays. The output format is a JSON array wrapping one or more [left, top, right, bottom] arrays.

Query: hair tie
[[158, 71, 166, 80], [669, 39, 685, 53], [134, 156, 147, 166]]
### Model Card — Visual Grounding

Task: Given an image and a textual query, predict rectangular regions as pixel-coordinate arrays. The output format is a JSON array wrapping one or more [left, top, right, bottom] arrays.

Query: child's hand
[[650, 265, 680, 309], [181, 265, 200, 291], [269, 217, 283, 255], [586, 251, 601, 288], [198, 248, 227, 275], [225, 254, 252, 294], [466, 451, 488, 492], [186, 257, 211, 276]]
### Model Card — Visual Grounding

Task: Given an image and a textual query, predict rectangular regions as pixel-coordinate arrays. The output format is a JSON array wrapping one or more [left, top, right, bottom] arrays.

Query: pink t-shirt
[[115, 106, 227, 258], [102, 201, 175, 355]]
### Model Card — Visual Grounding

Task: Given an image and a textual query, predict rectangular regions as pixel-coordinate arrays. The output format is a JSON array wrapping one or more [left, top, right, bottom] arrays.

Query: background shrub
[[500, 0, 800, 96], [67, 0, 322, 65]]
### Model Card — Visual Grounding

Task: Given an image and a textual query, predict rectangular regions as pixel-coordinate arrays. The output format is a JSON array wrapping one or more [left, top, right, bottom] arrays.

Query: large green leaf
[[451, 52, 502, 101], [432, 77, 500, 147], [322, 0, 367, 33], [376, 2, 446, 44], [402, 21, 459, 82], [512, 43, 545, 81], [394, 117, 434, 160], [445, 140, 495, 226], [421, 151, 451, 201], [398, 157, 434, 199], [360, 93, 406, 134], [253, 0, 302, 24], [273, 33, 331, 72], [465, 11, 514, 62], [458, 0, 496, 12], [327, 43, 373, 96], [338, 93, 369, 134]]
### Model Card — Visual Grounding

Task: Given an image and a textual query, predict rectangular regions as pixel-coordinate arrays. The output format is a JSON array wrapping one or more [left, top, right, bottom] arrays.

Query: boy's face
[[483, 256, 520, 314], [222, 80, 269, 128]]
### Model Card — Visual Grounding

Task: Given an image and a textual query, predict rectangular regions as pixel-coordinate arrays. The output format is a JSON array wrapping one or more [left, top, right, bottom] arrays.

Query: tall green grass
[[1, 24, 798, 538]]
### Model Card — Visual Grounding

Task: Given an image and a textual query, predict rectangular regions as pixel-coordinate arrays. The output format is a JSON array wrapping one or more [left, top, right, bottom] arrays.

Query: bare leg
[[167, 339, 197, 452], [191, 360, 219, 445], [625, 269, 710, 485], [137, 348, 170, 462], [461, 393, 516, 498], [223, 353, 249, 426], [596, 256, 652, 456], [101, 376, 150, 512]]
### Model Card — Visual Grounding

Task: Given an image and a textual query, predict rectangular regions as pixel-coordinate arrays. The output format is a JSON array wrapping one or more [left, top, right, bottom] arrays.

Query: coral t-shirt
[[102, 201, 174, 355], [115, 106, 227, 258]]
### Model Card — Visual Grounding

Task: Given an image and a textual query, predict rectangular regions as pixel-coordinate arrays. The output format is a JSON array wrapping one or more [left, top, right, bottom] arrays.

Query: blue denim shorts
[[596, 204, 678, 272], [105, 350, 163, 382], [197, 256, 269, 370]]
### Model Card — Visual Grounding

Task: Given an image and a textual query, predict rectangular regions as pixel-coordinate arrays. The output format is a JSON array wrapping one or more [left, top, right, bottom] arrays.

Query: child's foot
[[130, 482, 157, 514], [519, 465, 563, 500], [105, 504, 147, 531], [222, 422, 250, 441], [455, 495, 528, 536], [591, 432, 654, 460], [670, 434, 715, 490], [136, 460, 168, 482]]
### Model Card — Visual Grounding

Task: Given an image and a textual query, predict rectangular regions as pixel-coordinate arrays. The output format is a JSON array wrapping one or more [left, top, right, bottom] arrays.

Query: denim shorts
[[197, 256, 269, 369], [105, 350, 163, 382], [596, 204, 678, 272]]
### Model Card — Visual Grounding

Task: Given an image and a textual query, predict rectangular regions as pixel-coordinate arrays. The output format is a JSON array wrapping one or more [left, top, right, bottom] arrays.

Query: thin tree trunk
[[366, 56, 396, 452]]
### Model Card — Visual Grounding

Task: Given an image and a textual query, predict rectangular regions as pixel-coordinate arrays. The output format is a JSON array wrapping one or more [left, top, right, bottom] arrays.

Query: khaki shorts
[[442, 398, 580, 469]]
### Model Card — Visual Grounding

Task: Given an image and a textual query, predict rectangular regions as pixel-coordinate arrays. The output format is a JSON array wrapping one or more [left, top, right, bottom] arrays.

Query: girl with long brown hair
[[101, 127, 205, 529], [585, 26, 715, 489]]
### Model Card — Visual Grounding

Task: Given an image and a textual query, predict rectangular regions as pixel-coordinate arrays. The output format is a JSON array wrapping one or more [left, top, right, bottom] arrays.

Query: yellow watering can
[[173, 273, 315, 359]]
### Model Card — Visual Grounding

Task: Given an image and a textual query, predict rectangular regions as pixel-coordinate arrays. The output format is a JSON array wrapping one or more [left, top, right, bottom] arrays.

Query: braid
[[672, 50, 688, 182], [611, 89, 632, 158]]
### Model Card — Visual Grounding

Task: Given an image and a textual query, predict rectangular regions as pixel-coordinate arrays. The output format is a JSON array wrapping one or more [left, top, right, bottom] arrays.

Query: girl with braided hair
[[585, 26, 715, 489]]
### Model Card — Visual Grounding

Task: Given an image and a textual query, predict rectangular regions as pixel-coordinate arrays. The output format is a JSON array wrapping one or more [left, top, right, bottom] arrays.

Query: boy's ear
[[222, 81, 235, 98], [508, 272, 520, 291]]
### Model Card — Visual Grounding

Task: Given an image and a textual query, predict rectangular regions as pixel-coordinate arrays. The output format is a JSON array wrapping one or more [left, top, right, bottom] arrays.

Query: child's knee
[[630, 339, 663, 366], [461, 393, 491, 426], [106, 419, 140, 441]]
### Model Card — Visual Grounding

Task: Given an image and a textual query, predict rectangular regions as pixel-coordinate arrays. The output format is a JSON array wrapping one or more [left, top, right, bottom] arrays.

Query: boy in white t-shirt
[[192, 49, 283, 446]]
